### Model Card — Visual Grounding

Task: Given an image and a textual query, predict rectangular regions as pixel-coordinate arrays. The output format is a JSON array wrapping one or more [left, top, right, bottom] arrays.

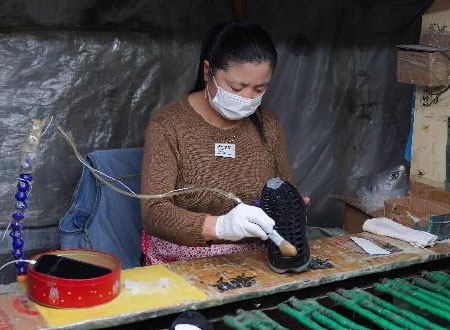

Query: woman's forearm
[[202, 214, 219, 241]]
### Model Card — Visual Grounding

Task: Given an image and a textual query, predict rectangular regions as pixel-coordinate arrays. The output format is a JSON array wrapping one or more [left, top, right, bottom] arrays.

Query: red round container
[[27, 250, 121, 308]]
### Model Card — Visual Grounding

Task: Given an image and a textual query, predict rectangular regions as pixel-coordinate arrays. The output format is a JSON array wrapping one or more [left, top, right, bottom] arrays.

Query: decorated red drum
[[27, 250, 121, 308]]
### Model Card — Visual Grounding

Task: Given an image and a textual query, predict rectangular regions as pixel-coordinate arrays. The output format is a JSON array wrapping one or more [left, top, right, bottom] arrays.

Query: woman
[[140, 21, 308, 265]]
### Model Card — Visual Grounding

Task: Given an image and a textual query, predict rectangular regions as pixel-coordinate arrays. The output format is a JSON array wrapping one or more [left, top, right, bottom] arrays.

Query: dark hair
[[192, 21, 277, 145]]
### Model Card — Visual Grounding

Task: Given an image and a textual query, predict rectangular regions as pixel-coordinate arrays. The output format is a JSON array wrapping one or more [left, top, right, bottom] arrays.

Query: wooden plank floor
[[1, 233, 449, 329]]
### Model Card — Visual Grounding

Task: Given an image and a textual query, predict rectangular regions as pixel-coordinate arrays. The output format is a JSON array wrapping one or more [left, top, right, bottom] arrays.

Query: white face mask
[[207, 76, 264, 120]]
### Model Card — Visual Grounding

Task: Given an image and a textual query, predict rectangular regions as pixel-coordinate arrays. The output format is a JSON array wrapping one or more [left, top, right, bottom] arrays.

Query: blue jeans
[[59, 148, 143, 269]]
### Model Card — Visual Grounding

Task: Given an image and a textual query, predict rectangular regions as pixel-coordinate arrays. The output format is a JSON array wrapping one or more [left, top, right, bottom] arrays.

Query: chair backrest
[[59, 148, 143, 269]]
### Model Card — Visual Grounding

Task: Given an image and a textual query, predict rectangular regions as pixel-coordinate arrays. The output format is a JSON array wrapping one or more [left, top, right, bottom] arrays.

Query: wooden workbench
[[1, 233, 449, 330]]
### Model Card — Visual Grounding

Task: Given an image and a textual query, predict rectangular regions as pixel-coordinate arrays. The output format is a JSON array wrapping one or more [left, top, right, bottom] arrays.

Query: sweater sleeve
[[140, 121, 208, 247], [273, 117, 296, 185]]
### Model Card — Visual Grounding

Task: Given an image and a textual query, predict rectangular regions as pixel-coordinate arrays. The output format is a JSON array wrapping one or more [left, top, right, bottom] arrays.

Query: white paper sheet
[[350, 237, 391, 255]]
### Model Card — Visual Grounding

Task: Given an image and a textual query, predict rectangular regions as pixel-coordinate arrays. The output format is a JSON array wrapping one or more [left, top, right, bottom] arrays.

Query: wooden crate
[[421, 32, 450, 49], [397, 47, 449, 86]]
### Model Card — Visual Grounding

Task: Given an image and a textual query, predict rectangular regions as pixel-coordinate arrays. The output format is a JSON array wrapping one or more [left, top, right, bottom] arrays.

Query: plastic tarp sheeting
[[0, 0, 234, 228], [250, 0, 427, 226], [0, 0, 426, 231]]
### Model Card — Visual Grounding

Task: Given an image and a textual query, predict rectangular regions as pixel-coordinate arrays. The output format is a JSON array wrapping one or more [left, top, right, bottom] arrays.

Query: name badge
[[215, 143, 235, 158]]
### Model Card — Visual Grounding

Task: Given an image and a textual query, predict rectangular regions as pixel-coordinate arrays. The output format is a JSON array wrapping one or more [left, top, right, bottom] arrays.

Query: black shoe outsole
[[261, 178, 310, 273]]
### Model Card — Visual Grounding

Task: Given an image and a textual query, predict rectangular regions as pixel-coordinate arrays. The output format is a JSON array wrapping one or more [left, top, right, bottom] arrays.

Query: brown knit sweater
[[140, 94, 294, 247]]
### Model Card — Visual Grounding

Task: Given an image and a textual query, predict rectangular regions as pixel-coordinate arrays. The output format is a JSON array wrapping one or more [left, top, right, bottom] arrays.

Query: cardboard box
[[384, 196, 450, 239], [331, 195, 384, 234], [384, 196, 450, 227], [410, 181, 450, 205]]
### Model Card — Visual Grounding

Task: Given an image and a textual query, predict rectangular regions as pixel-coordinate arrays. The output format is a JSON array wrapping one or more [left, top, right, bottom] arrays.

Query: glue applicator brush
[[268, 230, 297, 257]]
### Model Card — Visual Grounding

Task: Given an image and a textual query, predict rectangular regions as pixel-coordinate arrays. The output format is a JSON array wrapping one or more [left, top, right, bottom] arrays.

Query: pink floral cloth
[[141, 231, 264, 265]]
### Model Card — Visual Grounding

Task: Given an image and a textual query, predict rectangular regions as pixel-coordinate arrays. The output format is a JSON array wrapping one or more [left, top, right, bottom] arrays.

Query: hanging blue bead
[[19, 173, 32, 181], [15, 191, 27, 201], [9, 230, 21, 239], [12, 211, 24, 221], [18, 266, 27, 275], [12, 248, 24, 259], [17, 181, 30, 192], [16, 261, 26, 268], [13, 238, 24, 249], [11, 221, 22, 230], [21, 155, 35, 171], [16, 200, 27, 210], [21, 162, 31, 171], [25, 154, 35, 164]]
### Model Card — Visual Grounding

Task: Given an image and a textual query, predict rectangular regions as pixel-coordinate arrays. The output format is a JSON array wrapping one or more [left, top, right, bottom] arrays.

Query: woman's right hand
[[213, 203, 275, 241]]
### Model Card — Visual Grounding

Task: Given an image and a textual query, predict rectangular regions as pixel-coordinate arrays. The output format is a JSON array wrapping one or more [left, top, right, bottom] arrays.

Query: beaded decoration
[[9, 119, 42, 281]]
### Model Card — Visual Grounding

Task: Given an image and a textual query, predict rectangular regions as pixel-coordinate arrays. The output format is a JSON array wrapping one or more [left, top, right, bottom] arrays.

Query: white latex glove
[[215, 203, 275, 241]]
